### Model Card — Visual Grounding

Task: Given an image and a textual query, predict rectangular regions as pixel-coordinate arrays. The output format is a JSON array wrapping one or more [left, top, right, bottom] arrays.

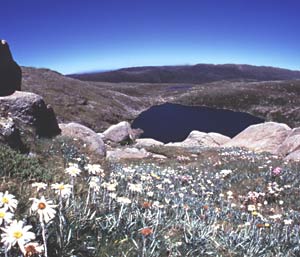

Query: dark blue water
[[132, 103, 264, 143]]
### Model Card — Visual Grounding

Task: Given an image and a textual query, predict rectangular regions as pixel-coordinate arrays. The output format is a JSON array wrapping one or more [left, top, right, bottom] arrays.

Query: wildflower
[[146, 192, 154, 198], [65, 163, 81, 177], [139, 227, 153, 237], [269, 214, 282, 220], [0, 191, 18, 212], [252, 211, 258, 216], [89, 176, 101, 192], [279, 200, 284, 205], [102, 182, 117, 192], [141, 201, 152, 209], [152, 201, 164, 208], [51, 183, 72, 198], [30, 196, 57, 223], [1, 220, 35, 253], [150, 172, 160, 180], [264, 223, 270, 228], [0, 207, 13, 225], [247, 205, 256, 212], [284, 219, 293, 225], [256, 223, 264, 228], [85, 164, 104, 175], [31, 182, 47, 192], [272, 167, 282, 176], [23, 242, 44, 257], [220, 169, 232, 177], [116, 197, 132, 204], [128, 183, 143, 193], [108, 193, 117, 199]]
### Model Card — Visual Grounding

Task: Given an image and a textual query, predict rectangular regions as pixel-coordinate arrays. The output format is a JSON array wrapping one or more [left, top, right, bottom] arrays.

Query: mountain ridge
[[68, 63, 300, 83]]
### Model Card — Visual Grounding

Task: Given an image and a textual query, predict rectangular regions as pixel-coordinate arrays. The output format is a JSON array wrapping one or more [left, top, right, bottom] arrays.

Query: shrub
[[0, 143, 51, 181]]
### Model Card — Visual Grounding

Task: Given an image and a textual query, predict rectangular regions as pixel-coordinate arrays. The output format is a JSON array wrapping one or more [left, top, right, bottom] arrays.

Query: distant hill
[[68, 64, 300, 83]]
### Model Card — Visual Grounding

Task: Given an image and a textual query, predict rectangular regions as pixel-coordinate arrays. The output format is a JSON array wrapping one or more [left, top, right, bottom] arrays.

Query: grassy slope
[[21, 67, 156, 131]]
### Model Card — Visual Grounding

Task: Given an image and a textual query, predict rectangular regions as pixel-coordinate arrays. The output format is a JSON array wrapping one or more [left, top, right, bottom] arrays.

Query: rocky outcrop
[[59, 122, 106, 157], [0, 91, 60, 151], [0, 40, 21, 96], [166, 131, 230, 148], [223, 122, 291, 154], [134, 138, 164, 148]]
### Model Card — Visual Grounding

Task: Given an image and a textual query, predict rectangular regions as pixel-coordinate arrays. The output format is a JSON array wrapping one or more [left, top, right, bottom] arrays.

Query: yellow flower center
[[0, 212, 5, 218], [2, 197, 9, 204], [13, 231, 23, 239], [58, 185, 65, 190], [38, 202, 46, 210]]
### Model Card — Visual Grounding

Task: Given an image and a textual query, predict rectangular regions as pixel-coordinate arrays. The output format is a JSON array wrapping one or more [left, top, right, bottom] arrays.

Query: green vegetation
[[0, 144, 50, 181]]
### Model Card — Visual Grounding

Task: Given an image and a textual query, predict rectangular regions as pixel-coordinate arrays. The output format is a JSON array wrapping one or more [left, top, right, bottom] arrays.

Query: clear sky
[[1, 0, 300, 74]]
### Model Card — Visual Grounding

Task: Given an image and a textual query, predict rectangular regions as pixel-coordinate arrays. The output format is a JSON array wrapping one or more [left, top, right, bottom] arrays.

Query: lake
[[132, 103, 264, 143]]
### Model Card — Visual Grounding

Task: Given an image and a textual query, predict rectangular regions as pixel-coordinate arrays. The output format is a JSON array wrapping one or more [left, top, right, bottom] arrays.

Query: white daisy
[[1, 220, 35, 253], [32, 182, 47, 192], [65, 163, 81, 177], [51, 183, 72, 198], [89, 176, 101, 192], [85, 164, 104, 175], [30, 196, 57, 223], [0, 191, 18, 212], [116, 197, 132, 204], [128, 183, 143, 193], [0, 207, 13, 225]]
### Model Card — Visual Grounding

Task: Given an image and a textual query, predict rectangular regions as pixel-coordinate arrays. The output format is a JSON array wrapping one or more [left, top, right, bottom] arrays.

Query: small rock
[[135, 138, 164, 148], [106, 147, 149, 160]]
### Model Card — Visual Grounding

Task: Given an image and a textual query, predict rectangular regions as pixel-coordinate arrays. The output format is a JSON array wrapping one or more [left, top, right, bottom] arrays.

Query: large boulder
[[59, 122, 106, 157], [0, 91, 60, 137], [223, 122, 291, 154], [103, 121, 142, 143], [166, 130, 230, 148], [0, 40, 21, 96]]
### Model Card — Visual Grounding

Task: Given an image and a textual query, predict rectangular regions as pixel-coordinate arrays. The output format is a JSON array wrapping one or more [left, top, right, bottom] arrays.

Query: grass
[[2, 140, 300, 256]]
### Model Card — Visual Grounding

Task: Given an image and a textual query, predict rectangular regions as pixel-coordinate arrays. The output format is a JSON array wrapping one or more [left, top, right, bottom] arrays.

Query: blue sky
[[1, 0, 300, 74]]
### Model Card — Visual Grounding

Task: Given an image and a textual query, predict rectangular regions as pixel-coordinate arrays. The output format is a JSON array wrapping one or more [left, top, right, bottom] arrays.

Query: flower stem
[[41, 220, 48, 257], [59, 192, 64, 255]]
